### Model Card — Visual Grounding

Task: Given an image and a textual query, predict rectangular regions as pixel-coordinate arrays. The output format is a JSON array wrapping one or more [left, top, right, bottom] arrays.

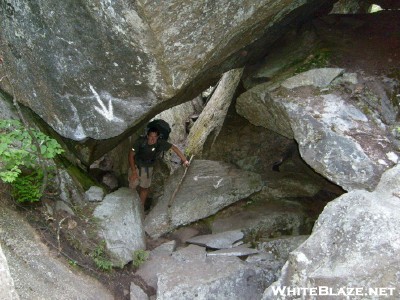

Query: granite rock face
[[237, 70, 399, 191], [144, 160, 263, 238], [0, 191, 113, 300], [263, 165, 400, 299], [93, 187, 146, 266], [0, 0, 335, 163]]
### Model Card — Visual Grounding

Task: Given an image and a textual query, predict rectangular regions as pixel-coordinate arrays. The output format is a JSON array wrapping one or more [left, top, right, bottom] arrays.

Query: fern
[[11, 170, 43, 203]]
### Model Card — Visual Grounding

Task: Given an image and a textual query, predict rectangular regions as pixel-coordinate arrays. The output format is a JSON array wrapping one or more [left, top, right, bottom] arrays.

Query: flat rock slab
[[136, 243, 269, 298], [281, 67, 344, 89], [153, 245, 267, 300], [207, 245, 259, 257], [186, 230, 244, 249]]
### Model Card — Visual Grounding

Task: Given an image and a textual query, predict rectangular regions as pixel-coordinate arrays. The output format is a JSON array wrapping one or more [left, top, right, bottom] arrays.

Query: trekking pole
[[166, 155, 194, 226], [168, 154, 194, 209]]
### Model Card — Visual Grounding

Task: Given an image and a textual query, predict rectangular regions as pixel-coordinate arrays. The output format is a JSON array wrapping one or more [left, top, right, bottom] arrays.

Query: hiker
[[128, 127, 190, 207]]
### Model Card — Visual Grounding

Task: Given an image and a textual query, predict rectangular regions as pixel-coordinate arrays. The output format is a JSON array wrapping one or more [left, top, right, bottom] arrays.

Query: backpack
[[146, 119, 171, 140], [135, 136, 162, 167]]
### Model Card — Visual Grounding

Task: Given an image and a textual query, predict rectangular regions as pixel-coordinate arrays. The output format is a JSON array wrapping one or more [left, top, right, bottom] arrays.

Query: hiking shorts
[[129, 166, 153, 189]]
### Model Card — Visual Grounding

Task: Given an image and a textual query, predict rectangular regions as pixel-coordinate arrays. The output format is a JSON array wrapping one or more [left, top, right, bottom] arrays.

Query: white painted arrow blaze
[[213, 178, 224, 189], [193, 175, 224, 188], [89, 84, 122, 122], [193, 175, 222, 181]]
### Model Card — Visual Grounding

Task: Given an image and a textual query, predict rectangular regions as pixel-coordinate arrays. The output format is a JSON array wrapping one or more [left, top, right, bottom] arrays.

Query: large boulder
[[93, 187, 146, 266], [144, 160, 263, 238], [0, 0, 336, 164], [137, 244, 269, 299], [263, 164, 400, 299], [237, 71, 399, 191]]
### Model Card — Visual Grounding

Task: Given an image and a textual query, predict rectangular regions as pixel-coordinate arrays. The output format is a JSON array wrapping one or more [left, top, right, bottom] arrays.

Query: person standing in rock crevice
[[128, 127, 190, 208]]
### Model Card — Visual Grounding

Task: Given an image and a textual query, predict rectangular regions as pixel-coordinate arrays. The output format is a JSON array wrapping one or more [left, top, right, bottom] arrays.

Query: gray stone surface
[[58, 169, 86, 205], [0, 199, 113, 300], [257, 235, 309, 264], [144, 160, 263, 238], [150, 240, 177, 257], [136, 244, 268, 300], [207, 245, 259, 257], [85, 186, 105, 202], [130, 282, 149, 300], [0, 243, 19, 300], [211, 198, 309, 237], [264, 165, 400, 299], [186, 230, 244, 249], [286, 93, 396, 191], [0, 0, 336, 164], [281, 68, 344, 89], [0, 94, 17, 120], [237, 74, 399, 191], [93, 187, 146, 266]]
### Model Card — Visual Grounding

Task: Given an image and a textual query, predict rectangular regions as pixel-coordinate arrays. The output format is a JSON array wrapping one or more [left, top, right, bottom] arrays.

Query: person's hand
[[129, 171, 139, 189], [182, 160, 190, 167]]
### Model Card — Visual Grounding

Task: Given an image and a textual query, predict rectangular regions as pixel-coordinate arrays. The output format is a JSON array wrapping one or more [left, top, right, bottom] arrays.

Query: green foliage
[[132, 249, 149, 268], [0, 119, 64, 202], [91, 241, 113, 271], [68, 260, 78, 267], [93, 256, 113, 271], [12, 170, 43, 203], [0, 119, 64, 182]]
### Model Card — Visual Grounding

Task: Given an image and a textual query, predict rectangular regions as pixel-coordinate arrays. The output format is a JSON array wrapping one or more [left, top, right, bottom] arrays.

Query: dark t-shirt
[[132, 137, 172, 167]]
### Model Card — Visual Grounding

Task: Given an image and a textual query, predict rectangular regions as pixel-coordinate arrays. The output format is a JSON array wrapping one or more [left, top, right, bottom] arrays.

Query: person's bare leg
[[139, 187, 149, 207]]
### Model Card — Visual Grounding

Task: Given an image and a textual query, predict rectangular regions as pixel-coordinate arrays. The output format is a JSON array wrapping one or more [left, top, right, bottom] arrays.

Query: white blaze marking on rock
[[193, 175, 221, 181], [192, 175, 224, 188], [213, 178, 223, 189], [89, 84, 122, 122]]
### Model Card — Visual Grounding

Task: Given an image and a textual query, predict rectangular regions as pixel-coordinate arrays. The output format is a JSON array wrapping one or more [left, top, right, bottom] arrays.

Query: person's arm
[[171, 145, 190, 167], [128, 149, 138, 180]]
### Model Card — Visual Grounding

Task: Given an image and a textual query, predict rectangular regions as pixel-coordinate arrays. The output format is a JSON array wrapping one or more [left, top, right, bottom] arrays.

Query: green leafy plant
[[11, 170, 44, 203], [132, 249, 149, 268], [0, 119, 64, 202], [68, 259, 78, 267], [91, 241, 113, 271]]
